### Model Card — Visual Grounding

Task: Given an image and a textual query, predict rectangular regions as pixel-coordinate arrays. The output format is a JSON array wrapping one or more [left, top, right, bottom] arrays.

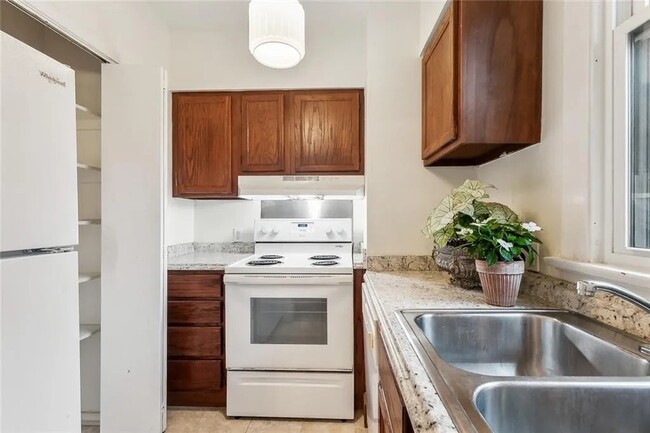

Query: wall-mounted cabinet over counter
[[421, 0, 543, 166], [172, 89, 364, 199]]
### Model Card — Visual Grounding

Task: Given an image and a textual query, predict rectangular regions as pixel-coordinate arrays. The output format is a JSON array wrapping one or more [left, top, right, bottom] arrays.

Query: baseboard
[[81, 411, 100, 426]]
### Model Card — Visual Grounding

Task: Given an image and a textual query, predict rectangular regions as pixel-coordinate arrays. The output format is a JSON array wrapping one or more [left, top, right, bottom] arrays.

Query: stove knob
[[325, 227, 333, 235], [260, 226, 268, 235], [272, 226, 280, 235], [336, 227, 345, 235]]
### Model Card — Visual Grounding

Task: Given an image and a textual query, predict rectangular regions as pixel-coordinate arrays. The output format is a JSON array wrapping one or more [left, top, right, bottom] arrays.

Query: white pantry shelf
[[78, 219, 101, 226], [79, 324, 100, 342], [76, 104, 101, 121], [78, 273, 100, 284]]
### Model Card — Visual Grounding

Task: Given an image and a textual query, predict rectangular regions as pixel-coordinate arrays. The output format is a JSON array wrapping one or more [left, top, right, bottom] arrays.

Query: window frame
[[608, 4, 650, 266]]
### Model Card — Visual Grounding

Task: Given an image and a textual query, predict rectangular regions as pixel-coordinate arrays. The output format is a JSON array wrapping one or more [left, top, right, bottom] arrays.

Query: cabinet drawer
[[168, 359, 223, 391], [168, 301, 222, 325], [168, 327, 222, 358], [168, 272, 223, 299]]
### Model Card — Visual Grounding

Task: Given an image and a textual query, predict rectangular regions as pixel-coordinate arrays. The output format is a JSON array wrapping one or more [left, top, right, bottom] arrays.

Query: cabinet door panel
[[173, 93, 237, 197], [422, 5, 457, 159], [291, 90, 362, 173], [241, 93, 287, 173]]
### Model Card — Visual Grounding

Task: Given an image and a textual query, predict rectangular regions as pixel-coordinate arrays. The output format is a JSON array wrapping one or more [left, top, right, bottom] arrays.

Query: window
[[630, 23, 650, 249], [611, 7, 650, 262], [250, 298, 328, 345]]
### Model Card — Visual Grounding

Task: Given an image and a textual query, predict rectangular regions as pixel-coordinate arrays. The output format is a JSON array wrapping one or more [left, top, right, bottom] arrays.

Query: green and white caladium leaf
[[432, 224, 456, 248], [455, 179, 494, 200], [481, 202, 520, 223]]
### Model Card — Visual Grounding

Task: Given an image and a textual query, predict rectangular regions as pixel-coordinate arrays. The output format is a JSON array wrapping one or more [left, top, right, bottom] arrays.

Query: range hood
[[238, 175, 365, 200]]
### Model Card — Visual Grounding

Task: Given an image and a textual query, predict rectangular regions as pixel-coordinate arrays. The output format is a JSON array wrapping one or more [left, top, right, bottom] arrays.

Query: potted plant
[[423, 180, 519, 290], [458, 218, 542, 306]]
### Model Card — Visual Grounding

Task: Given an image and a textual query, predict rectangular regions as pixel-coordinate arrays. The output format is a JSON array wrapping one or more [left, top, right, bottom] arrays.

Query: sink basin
[[414, 312, 650, 377], [398, 309, 650, 433], [474, 382, 650, 433]]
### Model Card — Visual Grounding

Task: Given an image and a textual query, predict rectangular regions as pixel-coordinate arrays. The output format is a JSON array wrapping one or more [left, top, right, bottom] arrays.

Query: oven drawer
[[168, 327, 222, 358], [168, 301, 222, 325], [168, 359, 223, 390], [227, 371, 354, 420], [168, 272, 223, 299]]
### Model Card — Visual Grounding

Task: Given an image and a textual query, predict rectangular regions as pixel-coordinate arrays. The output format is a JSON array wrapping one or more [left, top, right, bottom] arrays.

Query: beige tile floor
[[81, 408, 366, 432], [165, 408, 367, 433]]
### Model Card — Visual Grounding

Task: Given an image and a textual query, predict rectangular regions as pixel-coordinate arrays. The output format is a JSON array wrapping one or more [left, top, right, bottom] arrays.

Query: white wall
[[24, 1, 170, 65], [169, 1, 367, 244], [477, 1, 594, 275], [170, 1, 476, 255], [23, 0, 194, 246], [419, 0, 446, 52], [365, 2, 475, 256]]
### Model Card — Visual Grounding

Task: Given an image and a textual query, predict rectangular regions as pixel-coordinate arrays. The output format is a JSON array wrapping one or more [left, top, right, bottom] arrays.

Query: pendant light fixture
[[249, 0, 305, 69]]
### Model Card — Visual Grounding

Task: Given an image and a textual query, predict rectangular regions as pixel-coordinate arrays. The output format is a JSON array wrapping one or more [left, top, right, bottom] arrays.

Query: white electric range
[[224, 218, 354, 420]]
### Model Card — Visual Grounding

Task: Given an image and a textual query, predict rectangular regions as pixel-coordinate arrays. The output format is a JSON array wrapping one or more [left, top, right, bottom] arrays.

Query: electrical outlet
[[233, 228, 243, 242]]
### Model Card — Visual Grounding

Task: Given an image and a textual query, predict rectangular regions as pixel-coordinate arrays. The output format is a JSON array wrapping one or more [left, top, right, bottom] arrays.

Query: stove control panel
[[255, 218, 353, 242]]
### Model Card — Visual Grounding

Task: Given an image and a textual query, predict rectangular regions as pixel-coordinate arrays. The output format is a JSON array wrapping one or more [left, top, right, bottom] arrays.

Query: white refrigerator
[[0, 32, 81, 432]]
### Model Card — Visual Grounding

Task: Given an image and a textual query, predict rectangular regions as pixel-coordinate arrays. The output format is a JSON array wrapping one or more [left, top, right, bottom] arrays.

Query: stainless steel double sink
[[399, 310, 650, 433]]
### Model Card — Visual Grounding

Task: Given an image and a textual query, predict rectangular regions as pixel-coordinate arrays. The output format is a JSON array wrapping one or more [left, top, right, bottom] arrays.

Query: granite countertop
[[353, 252, 366, 269], [167, 252, 252, 271], [363, 270, 546, 433]]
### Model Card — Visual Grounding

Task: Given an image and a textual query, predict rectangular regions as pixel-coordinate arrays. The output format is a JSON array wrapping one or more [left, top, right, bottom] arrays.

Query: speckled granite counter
[[353, 252, 366, 269], [364, 271, 546, 433], [363, 269, 650, 433], [167, 252, 252, 271]]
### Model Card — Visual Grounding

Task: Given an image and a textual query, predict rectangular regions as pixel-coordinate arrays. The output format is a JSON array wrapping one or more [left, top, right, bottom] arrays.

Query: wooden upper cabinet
[[422, 4, 457, 160], [290, 90, 363, 174], [172, 93, 238, 198], [241, 93, 288, 174], [422, 0, 543, 166], [172, 89, 364, 198]]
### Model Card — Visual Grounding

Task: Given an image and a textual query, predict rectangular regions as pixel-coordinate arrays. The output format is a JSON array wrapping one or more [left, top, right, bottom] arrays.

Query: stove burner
[[246, 260, 282, 266], [309, 255, 341, 261], [259, 255, 284, 260], [311, 260, 339, 266]]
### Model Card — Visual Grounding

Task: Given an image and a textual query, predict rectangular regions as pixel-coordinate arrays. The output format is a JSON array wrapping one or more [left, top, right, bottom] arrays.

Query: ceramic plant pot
[[475, 260, 525, 307], [432, 245, 481, 290]]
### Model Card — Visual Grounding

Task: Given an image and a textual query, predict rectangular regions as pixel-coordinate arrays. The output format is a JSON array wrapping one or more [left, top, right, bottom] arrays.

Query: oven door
[[225, 274, 353, 371]]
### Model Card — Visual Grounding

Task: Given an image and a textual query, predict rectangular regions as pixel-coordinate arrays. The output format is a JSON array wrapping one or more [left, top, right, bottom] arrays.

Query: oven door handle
[[224, 274, 353, 285]]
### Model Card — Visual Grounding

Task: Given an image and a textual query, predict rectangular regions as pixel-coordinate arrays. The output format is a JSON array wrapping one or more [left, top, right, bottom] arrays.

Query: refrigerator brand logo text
[[39, 71, 66, 87]]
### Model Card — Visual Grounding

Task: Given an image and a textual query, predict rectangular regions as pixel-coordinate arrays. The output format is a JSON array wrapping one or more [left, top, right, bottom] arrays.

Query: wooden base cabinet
[[422, 0, 543, 166], [354, 269, 366, 410], [167, 271, 226, 407], [378, 329, 414, 433]]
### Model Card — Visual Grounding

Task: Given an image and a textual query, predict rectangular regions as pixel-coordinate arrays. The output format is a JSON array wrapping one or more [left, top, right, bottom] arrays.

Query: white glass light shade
[[249, 0, 305, 69]]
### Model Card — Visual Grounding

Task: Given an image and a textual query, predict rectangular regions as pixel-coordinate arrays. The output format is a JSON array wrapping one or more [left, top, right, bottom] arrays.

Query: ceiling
[[148, 0, 370, 31]]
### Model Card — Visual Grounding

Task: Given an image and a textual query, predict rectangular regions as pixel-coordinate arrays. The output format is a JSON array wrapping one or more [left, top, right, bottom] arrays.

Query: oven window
[[250, 298, 328, 345]]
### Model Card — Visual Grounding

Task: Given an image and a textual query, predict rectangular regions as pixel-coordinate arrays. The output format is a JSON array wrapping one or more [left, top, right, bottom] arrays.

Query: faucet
[[576, 280, 650, 356]]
